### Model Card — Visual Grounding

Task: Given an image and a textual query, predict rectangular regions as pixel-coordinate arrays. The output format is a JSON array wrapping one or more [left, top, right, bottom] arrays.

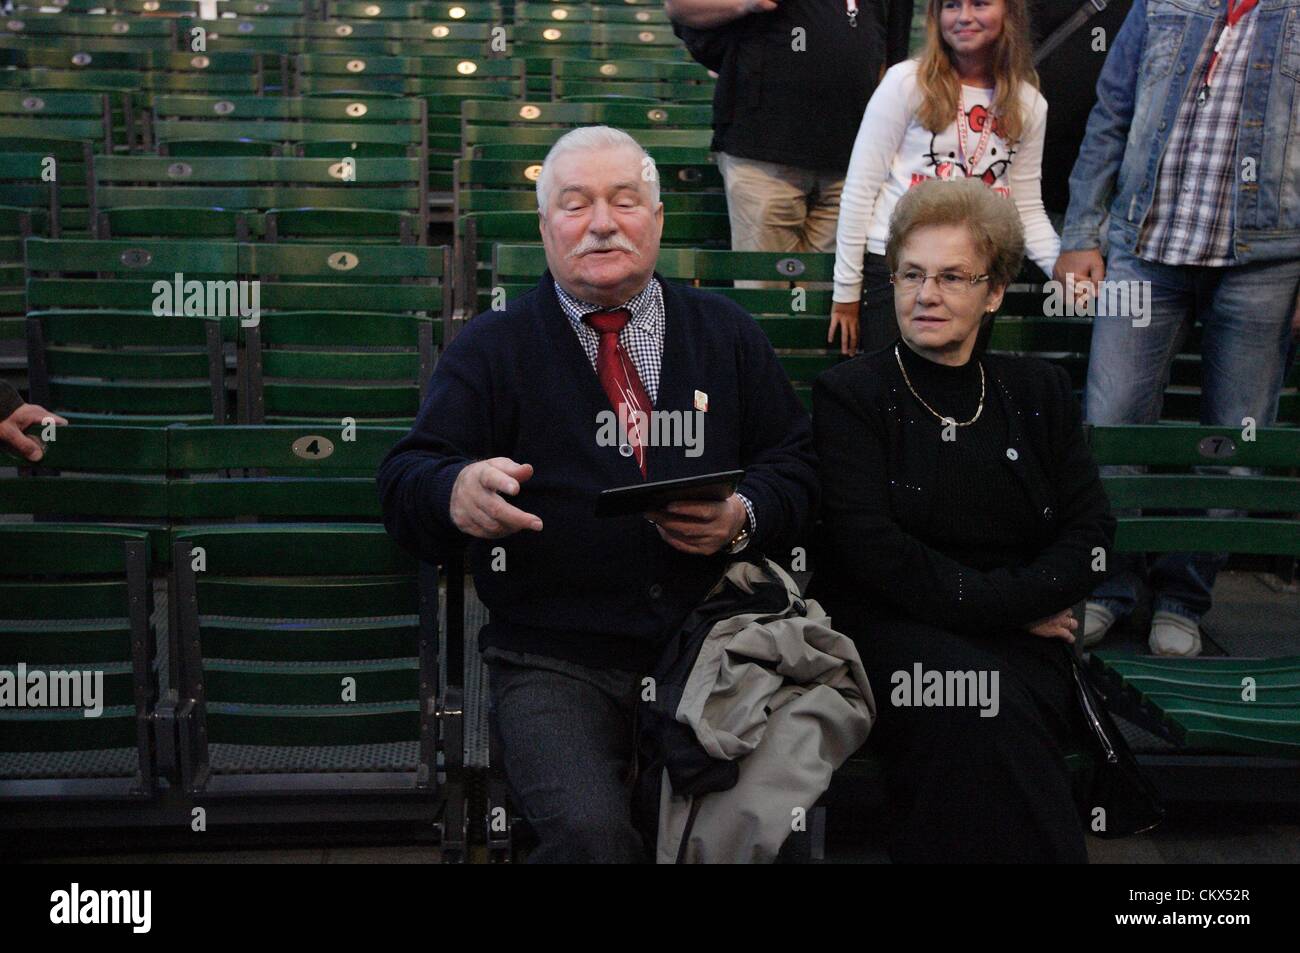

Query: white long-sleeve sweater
[[832, 59, 1060, 303]]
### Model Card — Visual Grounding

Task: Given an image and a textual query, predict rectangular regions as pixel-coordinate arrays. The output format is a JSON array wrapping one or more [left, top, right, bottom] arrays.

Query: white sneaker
[[1148, 610, 1202, 657], [1082, 602, 1117, 648]]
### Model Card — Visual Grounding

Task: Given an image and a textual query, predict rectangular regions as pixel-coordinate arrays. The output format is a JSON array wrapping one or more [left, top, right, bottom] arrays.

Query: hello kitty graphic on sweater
[[833, 59, 1060, 304]]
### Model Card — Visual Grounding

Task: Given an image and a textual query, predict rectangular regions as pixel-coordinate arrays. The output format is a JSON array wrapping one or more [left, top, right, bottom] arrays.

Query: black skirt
[[854, 614, 1089, 864]]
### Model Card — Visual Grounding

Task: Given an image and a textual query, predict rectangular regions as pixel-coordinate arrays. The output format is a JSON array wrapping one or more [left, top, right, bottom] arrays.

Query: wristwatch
[[726, 518, 751, 555]]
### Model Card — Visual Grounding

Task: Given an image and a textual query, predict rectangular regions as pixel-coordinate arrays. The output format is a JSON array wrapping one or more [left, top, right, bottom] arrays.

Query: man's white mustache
[[569, 236, 639, 258]]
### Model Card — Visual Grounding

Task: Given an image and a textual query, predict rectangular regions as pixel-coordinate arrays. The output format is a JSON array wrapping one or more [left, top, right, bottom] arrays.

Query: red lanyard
[[1198, 0, 1258, 102], [846, 0, 858, 27], [955, 90, 994, 174]]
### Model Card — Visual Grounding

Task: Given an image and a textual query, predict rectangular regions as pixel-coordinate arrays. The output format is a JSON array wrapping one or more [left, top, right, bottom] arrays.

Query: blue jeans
[[1084, 244, 1300, 622]]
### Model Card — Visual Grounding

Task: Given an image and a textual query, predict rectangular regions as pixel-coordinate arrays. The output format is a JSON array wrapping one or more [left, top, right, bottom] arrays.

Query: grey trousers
[[485, 650, 648, 863]]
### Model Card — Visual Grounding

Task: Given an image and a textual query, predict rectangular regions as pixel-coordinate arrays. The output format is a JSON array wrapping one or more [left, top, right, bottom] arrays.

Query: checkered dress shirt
[[1136, 12, 1257, 266], [554, 277, 665, 404]]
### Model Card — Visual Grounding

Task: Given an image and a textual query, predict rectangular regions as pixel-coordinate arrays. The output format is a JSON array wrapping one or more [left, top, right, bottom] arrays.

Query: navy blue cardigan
[[377, 271, 818, 670]]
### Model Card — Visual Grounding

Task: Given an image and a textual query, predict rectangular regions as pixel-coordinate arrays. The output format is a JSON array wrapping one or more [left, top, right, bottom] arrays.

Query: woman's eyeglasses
[[890, 268, 991, 294]]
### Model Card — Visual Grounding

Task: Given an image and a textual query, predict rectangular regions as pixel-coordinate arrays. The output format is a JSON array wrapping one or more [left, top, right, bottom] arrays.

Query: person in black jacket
[[809, 177, 1115, 863], [0, 381, 66, 463]]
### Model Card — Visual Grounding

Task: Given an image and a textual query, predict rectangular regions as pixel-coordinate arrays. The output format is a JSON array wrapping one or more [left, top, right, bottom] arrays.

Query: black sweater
[[809, 341, 1115, 639], [377, 272, 818, 670], [674, 0, 915, 172]]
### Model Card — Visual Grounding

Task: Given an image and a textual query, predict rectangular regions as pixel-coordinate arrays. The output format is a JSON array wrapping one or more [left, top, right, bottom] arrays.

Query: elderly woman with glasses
[[809, 177, 1115, 864]]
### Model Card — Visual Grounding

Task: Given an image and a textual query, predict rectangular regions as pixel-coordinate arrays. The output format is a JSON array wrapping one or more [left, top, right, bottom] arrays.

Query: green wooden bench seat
[[550, 58, 715, 103], [92, 154, 430, 241], [0, 524, 158, 799], [1087, 424, 1300, 759], [1091, 654, 1300, 757], [294, 56, 525, 191], [25, 238, 238, 424]]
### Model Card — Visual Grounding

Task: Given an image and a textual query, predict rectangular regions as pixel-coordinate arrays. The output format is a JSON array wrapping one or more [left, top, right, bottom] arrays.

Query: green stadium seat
[[461, 97, 712, 138], [116, 0, 208, 12], [264, 206, 420, 243], [510, 22, 690, 95], [1089, 655, 1300, 756], [550, 58, 716, 103], [0, 206, 33, 339], [6, 149, 91, 239], [180, 15, 497, 57], [293, 51, 522, 99], [0, 524, 159, 802], [0, 89, 114, 155], [592, 23, 691, 59], [160, 139, 283, 159], [92, 154, 430, 241], [692, 250, 839, 405], [294, 55, 524, 192], [324, 0, 499, 20], [1, 14, 177, 45], [167, 523, 456, 828], [243, 308, 437, 424], [1089, 425, 1300, 557], [517, 1, 670, 26], [162, 423, 464, 851], [179, 15, 308, 56], [10, 0, 136, 11], [1085, 424, 1300, 758], [166, 422, 402, 520], [0, 422, 171, 559], [24, 237, 236, 424], [212, 0, 317, 15], [147, 93, 429, 171], [97, 206, 254, 241], [4, 52, 266, 135], [0, 184, 52, 387], [516, 2, 598, 23], [239, 240, 449, 423]]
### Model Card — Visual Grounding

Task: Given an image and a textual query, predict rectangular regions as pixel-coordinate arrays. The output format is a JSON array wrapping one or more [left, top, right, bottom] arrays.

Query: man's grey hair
[[536, 125, 660, 213]]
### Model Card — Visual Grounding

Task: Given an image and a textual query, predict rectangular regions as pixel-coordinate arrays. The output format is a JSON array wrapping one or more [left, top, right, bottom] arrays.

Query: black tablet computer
[[594, 470, 745, 518]]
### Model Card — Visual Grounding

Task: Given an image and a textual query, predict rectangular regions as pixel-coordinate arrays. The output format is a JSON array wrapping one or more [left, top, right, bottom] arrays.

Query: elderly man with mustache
[[378, 126, 818, 863]]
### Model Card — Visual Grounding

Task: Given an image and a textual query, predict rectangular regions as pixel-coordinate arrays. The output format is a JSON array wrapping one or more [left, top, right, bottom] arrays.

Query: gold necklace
[[894, 343, 985, 427]]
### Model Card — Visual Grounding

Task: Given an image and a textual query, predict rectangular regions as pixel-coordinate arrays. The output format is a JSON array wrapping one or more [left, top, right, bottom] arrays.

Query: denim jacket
[[1061, 0, 1300, 263]]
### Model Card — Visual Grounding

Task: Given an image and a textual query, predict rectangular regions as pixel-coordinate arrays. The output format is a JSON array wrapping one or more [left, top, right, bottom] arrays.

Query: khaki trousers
[[717, 151, 844, 254]]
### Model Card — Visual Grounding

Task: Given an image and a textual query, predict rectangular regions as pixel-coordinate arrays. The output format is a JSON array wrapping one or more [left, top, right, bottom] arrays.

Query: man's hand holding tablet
[[594, 470, 748, 556], [449, 457, 544, 539], [646, 495, 748, 556]]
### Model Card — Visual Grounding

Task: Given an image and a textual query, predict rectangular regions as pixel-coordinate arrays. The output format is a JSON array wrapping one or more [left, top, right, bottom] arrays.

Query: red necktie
[[583, 308, 651, 478]]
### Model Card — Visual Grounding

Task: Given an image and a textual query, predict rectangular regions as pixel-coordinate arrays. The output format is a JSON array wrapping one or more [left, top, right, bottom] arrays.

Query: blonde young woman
[[828, 0, 1059, 355]]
